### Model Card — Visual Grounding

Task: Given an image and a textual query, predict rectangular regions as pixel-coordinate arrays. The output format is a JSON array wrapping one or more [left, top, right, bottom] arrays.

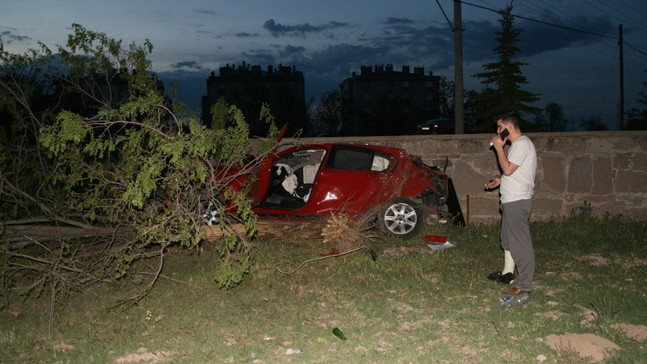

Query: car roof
[[281, 142, 408, 155]]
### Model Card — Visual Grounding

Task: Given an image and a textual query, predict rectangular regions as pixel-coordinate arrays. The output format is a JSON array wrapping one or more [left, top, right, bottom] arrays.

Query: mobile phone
[[499, 128, 510, 140]]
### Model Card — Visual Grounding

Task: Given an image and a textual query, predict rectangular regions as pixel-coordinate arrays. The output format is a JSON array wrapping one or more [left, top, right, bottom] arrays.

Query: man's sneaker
[[487, 271, 515, 284], [499, 272, 515, 285], [487, 271, 502, 281], [501, 287, 530, 296]]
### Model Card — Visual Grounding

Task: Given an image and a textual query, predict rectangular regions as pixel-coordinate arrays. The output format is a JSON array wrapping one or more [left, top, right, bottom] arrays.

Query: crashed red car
[[206, 142, 453, 239]]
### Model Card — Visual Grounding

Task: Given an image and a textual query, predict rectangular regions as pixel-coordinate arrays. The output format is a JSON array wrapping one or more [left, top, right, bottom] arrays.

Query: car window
[[327, 146, 391, 172]]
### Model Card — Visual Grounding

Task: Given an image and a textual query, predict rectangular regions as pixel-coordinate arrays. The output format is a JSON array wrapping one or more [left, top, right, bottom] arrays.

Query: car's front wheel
[[201, 197, 225, 226], [378, 199, 423, 239]]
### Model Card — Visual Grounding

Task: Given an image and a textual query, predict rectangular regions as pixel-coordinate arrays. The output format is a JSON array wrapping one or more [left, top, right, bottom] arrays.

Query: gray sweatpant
[[500, 199, 535, 292]]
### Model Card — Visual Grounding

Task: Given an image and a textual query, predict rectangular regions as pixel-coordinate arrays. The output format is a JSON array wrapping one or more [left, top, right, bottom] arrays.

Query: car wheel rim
[[383, 203, 418, 235], [202, 200, 220, 226]]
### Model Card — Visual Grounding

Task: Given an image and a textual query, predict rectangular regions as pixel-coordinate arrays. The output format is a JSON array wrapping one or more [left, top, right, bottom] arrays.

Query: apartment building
[[339, 64, 441, 135], [201, 62, 306, 137]]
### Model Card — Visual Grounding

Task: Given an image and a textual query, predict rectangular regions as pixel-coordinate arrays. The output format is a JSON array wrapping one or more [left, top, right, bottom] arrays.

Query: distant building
[[339, 64, 441, 136], [201, 62, 306, 136]]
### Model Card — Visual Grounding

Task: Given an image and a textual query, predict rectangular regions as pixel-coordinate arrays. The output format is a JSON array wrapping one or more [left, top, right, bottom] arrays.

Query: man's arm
[[494, 146, 519, 176]]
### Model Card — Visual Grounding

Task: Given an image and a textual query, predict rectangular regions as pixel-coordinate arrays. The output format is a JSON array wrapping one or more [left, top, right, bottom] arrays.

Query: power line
[[435, 0, 454, 31], [588, 0, 647, 34], [514, 0, 606, 36], [616, 0, 647, 22], [625, 41, 647, 59], [459, 0, 615, 39], [458, 1, 647, 64], [455, 0, 645, 127]]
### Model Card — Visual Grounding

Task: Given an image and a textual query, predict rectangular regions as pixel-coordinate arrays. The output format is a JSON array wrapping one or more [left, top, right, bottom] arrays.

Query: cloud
[[278, 44, 307, 63], [366, 18, 460, 68], [235, 32, 258, 38], [263, 19, 349, 37], [517, 15, 615, 56], [461, 19, 500, 64], [295, 43, 396, 88], [240, 49, 277, 66], [383, 17, 415, 25], [170, 61, 206, 71], [197, 30, 216, 36], [0, 30, 31, 44], [195, 9, 217, 16]]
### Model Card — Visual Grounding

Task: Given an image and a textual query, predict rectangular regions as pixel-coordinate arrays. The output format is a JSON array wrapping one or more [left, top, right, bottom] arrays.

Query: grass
[[1, 211, 646, 363]]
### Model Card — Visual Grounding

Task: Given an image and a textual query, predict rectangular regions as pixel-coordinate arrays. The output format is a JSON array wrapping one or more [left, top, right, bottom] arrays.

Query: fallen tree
[[2, 218, 134, 248], [0, 24, 281, 316]]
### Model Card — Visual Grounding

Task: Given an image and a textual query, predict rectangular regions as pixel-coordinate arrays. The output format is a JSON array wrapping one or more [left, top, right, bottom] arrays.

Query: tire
[[378, 198, 424, 239]]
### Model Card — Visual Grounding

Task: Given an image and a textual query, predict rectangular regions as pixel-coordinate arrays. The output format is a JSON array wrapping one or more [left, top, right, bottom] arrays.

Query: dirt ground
[[540, 253, 647, 362], [544, 324, 647, 362], [112, 246, 646, 363]]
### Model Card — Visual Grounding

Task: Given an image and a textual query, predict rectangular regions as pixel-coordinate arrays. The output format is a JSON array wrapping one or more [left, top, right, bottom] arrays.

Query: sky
[[2, 0, 647, 130]]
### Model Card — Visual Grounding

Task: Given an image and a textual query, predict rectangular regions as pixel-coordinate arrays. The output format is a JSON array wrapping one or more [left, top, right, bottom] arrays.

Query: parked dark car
[[206, 142, 451, 239]]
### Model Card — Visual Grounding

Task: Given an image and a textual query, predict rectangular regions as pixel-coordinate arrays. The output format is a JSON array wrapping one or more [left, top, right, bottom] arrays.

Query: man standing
[[484, 112, 537, 308]]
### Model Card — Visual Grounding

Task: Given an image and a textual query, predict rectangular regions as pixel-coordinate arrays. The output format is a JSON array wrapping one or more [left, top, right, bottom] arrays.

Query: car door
[[307, 145, 396, 217], [246, 124, 290, 205]]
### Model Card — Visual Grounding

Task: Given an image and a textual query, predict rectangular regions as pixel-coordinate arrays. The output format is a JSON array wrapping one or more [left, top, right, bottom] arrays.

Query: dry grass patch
[[114, 347, 174, 363], [546, 333, 619, 363], [614, 323, 647, 341]]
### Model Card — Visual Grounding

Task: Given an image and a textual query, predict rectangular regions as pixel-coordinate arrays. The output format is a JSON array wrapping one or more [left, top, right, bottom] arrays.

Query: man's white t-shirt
[[500, 135, 536, 204]]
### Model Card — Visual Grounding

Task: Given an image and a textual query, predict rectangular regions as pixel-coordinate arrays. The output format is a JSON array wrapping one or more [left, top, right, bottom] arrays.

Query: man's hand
[[484, 177, 501, 191], [491, 134, 506, 150]]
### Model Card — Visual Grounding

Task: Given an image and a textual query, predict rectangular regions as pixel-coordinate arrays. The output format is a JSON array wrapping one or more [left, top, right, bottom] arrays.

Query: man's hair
[[496, 111, 520, 129]]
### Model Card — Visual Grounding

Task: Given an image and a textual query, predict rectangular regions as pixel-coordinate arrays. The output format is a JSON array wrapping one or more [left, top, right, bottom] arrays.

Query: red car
[[206, 142, 452, 239]]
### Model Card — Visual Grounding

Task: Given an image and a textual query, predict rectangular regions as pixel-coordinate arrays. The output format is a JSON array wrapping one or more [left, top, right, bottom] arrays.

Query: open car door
[[246, 123, 290, 205]]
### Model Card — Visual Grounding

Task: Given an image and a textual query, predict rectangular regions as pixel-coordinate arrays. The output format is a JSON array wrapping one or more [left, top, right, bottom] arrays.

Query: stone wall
[[292, 131, 647, 224]]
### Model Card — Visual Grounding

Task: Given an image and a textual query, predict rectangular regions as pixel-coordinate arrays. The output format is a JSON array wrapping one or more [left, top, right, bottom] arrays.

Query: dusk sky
[[2, 0, 647, 129]]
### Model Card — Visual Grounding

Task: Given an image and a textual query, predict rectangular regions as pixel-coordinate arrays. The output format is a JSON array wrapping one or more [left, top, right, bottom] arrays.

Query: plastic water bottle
[[500, 293, 531, 309]]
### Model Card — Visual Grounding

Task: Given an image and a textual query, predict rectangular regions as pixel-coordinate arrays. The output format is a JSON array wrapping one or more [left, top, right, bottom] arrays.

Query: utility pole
[[454, 0, 465, 134], [618, 24, 624, 130]]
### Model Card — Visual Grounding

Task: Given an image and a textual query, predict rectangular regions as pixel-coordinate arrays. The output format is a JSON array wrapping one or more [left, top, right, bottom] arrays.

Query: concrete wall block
[[591, 156, 613, 195], [624, 152, 647, 171], [451, 160, 492, 196], [531, 197, 564, 220], [626, 207, 647, 220], [590, 199, 627, 217], [459, 138, 492, 154], [627, 194, 647, 209], [567, 156, 593, 193], [587, 137, 616, 153], [613, 152, 633, 170], [636, 135, 647, 151], [543, 136, 587, 153], [615, 170, 647, 193], [614, 136, 646, 151], [540, 155, 567, 193]]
